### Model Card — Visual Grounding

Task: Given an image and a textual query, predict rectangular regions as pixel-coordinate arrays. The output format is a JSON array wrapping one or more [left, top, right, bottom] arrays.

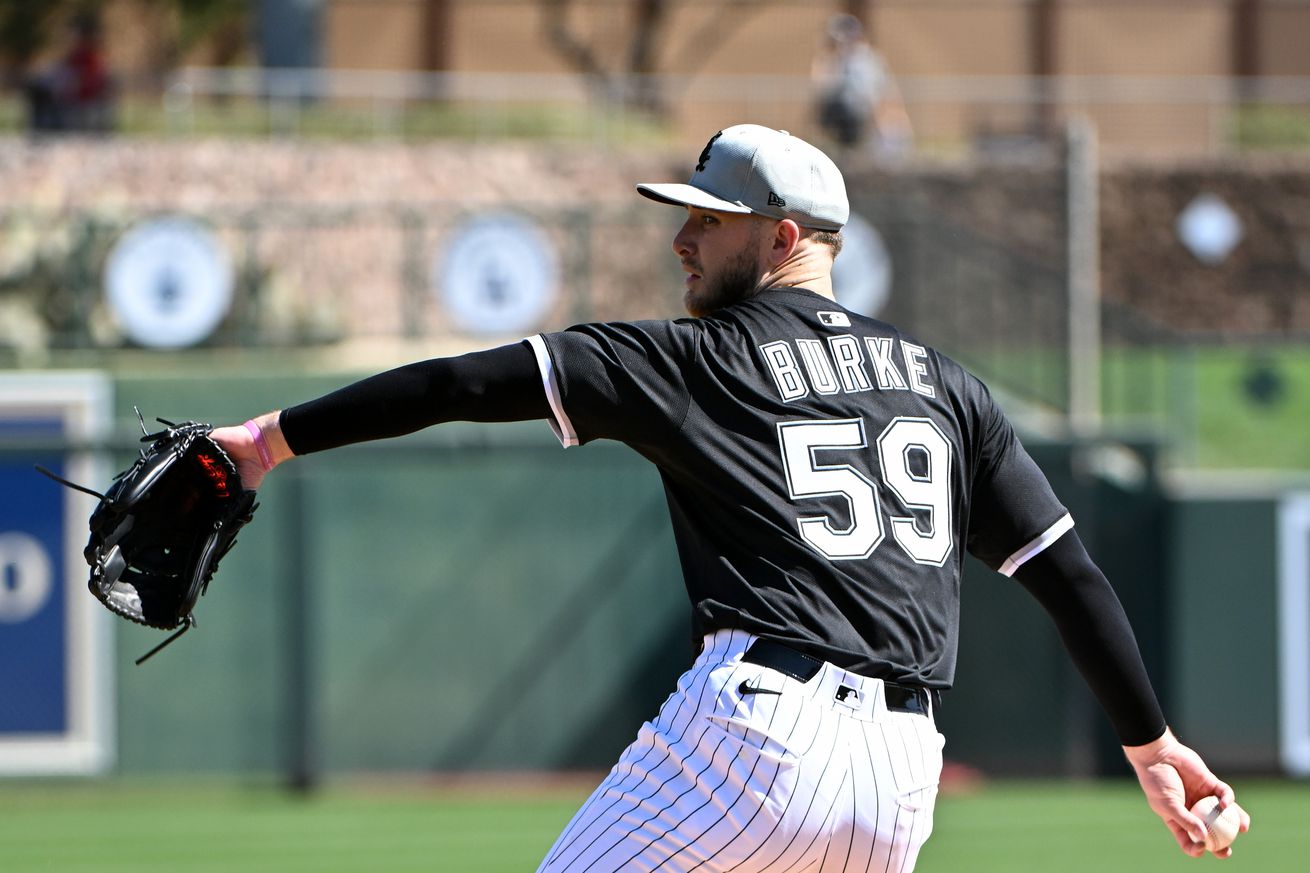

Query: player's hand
[[1122, 728, 1250, 858], [209, 424, 270, 490], [209, 413, 290, 491]]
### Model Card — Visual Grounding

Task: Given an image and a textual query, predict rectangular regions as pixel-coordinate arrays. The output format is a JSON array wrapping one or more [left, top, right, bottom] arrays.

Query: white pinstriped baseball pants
[[537, 629, 945, 873]]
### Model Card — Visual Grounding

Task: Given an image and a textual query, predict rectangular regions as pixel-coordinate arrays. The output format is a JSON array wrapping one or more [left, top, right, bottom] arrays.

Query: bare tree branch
[[538, 0, 768, 118], [625, 0, 669, 112], [540, 0, 619, 102], [667, 0, 761, 78]]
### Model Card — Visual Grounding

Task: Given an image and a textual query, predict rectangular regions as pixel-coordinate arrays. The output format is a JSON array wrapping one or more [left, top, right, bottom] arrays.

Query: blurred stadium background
[[2, 0, 1310, 869]]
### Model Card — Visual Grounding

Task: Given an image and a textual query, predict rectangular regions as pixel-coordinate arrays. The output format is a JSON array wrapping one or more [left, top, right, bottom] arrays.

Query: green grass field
[[1, 778, 1303, 872]]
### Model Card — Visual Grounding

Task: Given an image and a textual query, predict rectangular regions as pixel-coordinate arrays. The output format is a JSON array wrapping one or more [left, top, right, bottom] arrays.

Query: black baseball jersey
[[529, 286, 1070, 689]]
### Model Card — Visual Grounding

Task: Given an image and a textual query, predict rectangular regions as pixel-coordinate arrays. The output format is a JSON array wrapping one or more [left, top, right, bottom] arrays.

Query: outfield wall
[[2, 372, 1297, 779]]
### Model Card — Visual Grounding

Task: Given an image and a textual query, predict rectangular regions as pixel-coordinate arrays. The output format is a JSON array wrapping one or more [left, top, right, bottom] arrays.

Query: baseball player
[[212, 124, 1247, 871]]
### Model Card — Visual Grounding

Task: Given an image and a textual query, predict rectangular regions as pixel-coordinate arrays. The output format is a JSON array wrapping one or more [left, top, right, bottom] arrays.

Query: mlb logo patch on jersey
[[817, 311, 851, 327]]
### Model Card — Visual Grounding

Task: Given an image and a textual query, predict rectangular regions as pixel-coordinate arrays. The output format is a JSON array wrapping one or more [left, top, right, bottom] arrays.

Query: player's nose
[[672, 215, 697, 257]]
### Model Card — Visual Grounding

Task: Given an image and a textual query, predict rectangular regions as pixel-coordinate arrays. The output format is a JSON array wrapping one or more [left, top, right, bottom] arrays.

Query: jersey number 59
[[777, 417, 953, 565]]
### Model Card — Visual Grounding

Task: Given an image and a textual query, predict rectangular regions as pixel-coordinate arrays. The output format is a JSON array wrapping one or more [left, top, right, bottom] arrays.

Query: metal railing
[[135, 68, 1310, 155]]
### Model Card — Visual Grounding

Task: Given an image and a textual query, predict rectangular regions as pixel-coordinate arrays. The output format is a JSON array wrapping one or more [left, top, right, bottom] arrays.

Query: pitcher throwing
[[212, 124, 1248, 870]]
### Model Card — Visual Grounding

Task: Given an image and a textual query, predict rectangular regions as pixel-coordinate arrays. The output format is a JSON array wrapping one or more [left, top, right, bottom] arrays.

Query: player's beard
[[684, 240, 763, 318]]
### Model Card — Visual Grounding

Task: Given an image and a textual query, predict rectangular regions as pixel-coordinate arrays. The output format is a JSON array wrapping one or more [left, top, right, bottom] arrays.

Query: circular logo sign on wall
[[104, 217, 234, 349], [436, 213, 559, 335], [832, 212, 892, 317], [0, 531, 53, 624]]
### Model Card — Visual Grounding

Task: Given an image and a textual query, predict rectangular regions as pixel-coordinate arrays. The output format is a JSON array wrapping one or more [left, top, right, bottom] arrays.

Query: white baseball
[[1189, 795, 1243, 852]]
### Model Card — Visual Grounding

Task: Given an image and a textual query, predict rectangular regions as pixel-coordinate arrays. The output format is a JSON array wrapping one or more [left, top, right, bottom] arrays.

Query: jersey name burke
[[759, 334, 936, 402]]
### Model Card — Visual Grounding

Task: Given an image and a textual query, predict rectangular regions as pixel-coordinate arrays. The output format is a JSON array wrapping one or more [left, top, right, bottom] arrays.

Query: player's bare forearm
[[1122, 728, 1250, 858], [209, 412, 293, 491]]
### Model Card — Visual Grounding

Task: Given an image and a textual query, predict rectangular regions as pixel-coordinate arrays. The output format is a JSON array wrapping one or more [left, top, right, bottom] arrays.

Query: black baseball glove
[[42, 416, 258, 662]]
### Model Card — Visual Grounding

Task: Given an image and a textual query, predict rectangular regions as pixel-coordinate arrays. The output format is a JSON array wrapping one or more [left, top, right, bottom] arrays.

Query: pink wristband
[[243, 420, 276, 473]]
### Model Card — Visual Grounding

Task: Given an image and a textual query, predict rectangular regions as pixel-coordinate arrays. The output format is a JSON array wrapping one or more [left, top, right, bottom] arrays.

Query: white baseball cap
[[637, 124, 849, 231]]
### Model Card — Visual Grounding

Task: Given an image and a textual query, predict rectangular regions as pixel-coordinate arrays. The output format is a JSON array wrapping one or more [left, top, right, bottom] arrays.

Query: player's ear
[[768, 219, 802, 265]]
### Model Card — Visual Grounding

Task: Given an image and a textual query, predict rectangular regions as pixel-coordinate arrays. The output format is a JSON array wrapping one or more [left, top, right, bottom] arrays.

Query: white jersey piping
[[527, 334, 579, 447], [998, 513, 1074, 577]]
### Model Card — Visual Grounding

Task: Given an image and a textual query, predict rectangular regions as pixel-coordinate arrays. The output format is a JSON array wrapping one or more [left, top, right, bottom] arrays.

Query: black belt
[[741, 639, 939, 717]]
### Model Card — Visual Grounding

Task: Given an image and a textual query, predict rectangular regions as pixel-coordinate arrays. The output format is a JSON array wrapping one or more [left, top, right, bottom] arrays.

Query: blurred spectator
[[812, 13, 912, 160], [24, 12, 115, 134]]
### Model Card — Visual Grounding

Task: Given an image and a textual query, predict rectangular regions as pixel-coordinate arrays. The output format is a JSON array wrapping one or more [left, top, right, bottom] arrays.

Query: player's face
[[673, 208, 770, 317]]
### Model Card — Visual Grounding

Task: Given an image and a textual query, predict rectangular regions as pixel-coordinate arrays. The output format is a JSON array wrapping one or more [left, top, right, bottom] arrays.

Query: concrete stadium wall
[[24, 0, 1309, 156]]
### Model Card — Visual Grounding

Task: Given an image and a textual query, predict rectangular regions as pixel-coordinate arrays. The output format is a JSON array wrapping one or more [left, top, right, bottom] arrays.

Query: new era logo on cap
[[636, 124, 849, 231]]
